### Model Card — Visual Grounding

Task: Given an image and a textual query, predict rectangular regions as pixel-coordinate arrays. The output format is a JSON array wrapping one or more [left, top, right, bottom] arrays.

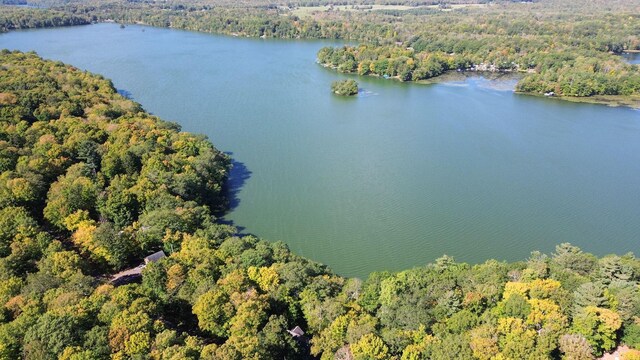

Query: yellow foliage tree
[[527, 298, 564, 329], [529, 279, 562, 299], [503, 282, 530, 300], [350, 333, 390, 360], [622, 349, 640, 360], [166, 263, 186, 293], [124, 331, 151, 357], [247, 266, 280, 292], [469, 325, 499, 360]]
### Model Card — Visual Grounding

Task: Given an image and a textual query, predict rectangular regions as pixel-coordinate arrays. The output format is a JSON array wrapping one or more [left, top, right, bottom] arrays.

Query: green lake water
[[2, 24, 639, 278]]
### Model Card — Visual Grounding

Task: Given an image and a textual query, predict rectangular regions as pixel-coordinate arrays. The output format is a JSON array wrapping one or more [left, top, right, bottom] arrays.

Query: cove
[[2, 23, 639, 278]]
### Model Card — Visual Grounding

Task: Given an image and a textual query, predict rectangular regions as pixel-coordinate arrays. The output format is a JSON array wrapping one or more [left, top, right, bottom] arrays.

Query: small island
[[331, 79, 358, 96]]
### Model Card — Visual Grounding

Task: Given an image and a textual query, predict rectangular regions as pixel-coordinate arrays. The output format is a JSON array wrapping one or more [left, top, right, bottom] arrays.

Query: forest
[[0, 7, 89, 32], [1, 0, 639, 102], [0, 50, 639, 359], [313, 7, 640, 98]]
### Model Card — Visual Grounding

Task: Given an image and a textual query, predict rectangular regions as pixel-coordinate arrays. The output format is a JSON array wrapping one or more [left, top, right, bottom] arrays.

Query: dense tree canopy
[[0, 7, 89, 32]]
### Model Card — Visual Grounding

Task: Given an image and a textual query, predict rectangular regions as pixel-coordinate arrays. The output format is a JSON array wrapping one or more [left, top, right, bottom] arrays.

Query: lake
[[2, 24, 639, 278]]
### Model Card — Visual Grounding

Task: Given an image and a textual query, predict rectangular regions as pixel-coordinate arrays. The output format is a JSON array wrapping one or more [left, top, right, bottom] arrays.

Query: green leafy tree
[[193, 288, 234, 337], [622, 322, 640, 349], [572, 306, 622, 356], [23, 313, 81, 359], [100, 175, 139, 229], [573, 282, 606, 311], [552, 243, 596, 275], [43, 164, 97, 229], [430, 334, 474, 360]]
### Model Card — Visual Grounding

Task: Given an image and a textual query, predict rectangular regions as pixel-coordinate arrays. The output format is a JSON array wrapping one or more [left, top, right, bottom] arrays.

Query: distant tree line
[[2, 0, 635, 99], [1, 0, 27, 5], [0, 7, 90, 32], [314, 9, 640, 97]]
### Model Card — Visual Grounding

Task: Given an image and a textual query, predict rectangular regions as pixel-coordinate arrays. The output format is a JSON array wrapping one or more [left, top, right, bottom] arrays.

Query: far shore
[[319, 63, 639, 109], [516, 92, 640, 109], [414, 70, 522, 85]]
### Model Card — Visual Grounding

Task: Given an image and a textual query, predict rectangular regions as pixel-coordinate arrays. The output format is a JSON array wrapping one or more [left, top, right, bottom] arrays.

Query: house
[[144, 250, 166, 264], [287, 326, 305, 338], [110, 251, 167, 286]]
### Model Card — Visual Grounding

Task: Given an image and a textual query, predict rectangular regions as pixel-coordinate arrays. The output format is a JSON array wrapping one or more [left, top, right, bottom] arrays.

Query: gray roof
[[287, 326, 305, 337], [144, 250, 166, 264]]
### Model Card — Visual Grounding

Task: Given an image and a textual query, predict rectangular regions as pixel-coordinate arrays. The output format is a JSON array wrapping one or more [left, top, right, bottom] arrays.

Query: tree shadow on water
[[117, 89, 134, 100], [217, 154, 252, 233], [226, 157, 252, 211]]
